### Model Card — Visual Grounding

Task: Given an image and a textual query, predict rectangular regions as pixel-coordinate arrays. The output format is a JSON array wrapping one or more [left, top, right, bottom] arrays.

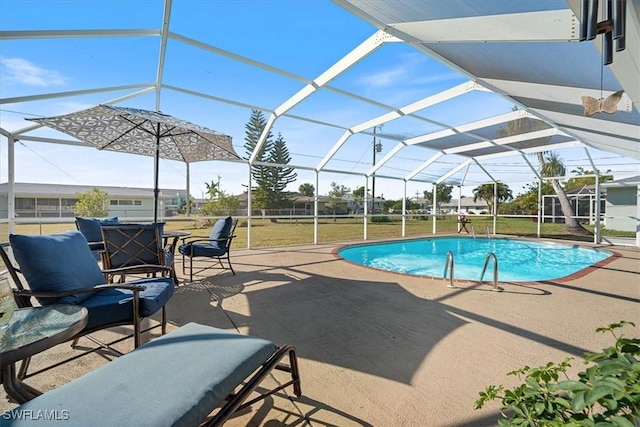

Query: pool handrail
[[443, 251, 455, 288], [470, 224, 476, 238], [480, 252, 502, 292], [485, 225, 491, 239]]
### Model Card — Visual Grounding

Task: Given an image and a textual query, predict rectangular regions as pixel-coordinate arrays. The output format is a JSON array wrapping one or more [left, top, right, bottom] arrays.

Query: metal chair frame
[[0, 240, 171, 380], [100, 224, 174, 284], [180, 219, 238, 281]]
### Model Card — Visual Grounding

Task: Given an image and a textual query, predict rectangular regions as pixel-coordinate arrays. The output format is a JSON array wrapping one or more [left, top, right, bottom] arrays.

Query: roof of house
[[0, 182, 185, 200], [601, 175, 640, 188], [414, 197, 487, 208]]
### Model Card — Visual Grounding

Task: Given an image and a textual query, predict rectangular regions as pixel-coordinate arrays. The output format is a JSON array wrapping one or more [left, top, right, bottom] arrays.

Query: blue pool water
[[338, 237, 612, 282]]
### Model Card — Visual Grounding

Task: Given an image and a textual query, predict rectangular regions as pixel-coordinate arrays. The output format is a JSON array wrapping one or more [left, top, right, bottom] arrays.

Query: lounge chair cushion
[[8, 322, 277, 427], [9, 231, 105, 305], [75, 216, 119, 243], [80, 277, 175, 331]]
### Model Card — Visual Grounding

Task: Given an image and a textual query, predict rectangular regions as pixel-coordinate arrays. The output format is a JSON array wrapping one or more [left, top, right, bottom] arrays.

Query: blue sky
[[1, 0, 638, 201]]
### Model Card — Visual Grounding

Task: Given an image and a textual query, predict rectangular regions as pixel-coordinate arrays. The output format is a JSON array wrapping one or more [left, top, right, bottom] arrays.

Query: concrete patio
[[1, 237, 639, 426]]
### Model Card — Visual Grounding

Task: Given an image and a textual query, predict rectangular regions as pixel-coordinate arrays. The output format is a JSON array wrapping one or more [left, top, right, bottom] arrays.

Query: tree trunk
[[550, 179, 591, 235]]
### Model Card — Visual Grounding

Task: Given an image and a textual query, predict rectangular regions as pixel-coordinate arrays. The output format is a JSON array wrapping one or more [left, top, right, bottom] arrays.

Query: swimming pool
[[338, 237, 612, 282]]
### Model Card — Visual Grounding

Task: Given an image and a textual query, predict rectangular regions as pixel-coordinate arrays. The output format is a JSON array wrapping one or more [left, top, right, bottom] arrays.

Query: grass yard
[[2, 215, 630, 250]]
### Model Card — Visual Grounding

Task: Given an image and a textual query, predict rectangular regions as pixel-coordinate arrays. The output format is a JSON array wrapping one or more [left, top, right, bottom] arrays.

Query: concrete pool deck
[[1, 237, 638, 426]]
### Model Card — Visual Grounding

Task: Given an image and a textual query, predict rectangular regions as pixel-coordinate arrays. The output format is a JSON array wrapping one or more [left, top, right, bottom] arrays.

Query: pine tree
[[243, 110, 297, 211], [267, 133, 297, 208], [244, 109, 273, 194]]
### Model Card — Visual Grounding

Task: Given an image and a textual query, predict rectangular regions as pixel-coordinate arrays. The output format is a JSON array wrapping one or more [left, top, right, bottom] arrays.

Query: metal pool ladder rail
[[470, 224, 476, 238], [480, 252, 502, 292], [485, 225, 491, 239], [443, 251, 455, 288]]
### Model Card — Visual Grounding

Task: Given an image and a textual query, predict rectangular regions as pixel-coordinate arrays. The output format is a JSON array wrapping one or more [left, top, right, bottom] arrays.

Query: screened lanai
[[1, 0, 639, 245]]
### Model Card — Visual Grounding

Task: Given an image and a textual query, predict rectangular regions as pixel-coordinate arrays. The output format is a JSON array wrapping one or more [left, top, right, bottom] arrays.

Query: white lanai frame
[[332, 0, 638, 244], [2, 1, 633, 244], [243, 30, 401, 245], [243, 24, 604, 243]]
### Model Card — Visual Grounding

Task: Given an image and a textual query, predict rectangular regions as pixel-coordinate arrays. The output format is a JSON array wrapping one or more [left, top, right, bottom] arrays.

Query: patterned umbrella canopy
[[28, 104, 238, 221]]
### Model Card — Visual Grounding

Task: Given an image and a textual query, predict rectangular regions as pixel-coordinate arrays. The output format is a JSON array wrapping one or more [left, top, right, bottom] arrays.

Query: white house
[[413, 196, 487, 214], [601, 176, 640, 233], [0, 183, 188, 219]]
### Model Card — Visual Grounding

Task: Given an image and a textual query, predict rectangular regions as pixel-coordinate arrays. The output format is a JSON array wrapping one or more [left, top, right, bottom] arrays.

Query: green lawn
[[3, 215, 627, 249]]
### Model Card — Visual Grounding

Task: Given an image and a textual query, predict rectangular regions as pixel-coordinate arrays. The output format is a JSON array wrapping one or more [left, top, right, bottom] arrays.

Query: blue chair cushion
[[9, 231, 105, 305], [209, 216, 233, 241], [76, 216, 119, 243], [7, 323, 277, 427], [178, 242, 226, 257], [178, 217, 231, 258], [79, 277, 174, 331]]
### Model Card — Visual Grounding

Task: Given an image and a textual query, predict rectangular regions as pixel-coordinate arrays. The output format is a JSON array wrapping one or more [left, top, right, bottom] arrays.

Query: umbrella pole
[[186, 163, 190, 217], [154, 125, 160, 223]]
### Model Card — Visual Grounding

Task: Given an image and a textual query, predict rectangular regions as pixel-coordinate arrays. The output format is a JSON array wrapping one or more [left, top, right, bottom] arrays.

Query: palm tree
[[538, 152, 591, 235], [500, 108, 590, 235], [204, 181, 218, 199], [472, 182, 513, 213]]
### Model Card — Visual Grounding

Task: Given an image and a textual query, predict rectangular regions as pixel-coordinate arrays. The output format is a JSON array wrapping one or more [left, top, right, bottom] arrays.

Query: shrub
[[474, 321, 639, 426], [371, 215, 390, 223]]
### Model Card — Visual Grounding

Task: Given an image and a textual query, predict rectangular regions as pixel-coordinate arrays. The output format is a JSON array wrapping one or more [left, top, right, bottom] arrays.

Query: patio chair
[[75, 216, 119, 259], [178, 216, 238, 281], [0, 230, 174, 379], [100, 223, 175, 284]]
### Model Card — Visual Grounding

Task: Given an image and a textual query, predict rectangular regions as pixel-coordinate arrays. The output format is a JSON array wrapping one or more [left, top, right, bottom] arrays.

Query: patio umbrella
[[28, 104, 239, 222]]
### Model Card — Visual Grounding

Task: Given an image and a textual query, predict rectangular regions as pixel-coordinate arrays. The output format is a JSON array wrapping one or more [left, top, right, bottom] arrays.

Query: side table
[[0, 305, 88, 403]]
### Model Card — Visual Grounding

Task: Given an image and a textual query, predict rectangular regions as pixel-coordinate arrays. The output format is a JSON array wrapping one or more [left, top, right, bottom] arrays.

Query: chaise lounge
[[3, 322, 302, 426]]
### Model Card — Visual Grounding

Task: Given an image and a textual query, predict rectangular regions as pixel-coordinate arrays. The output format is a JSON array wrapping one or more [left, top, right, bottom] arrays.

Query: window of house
[[61, 198, 78, 208], [37, 198, 59, 210], [15, 198, 35, 210], [109, 200, 142, 206]]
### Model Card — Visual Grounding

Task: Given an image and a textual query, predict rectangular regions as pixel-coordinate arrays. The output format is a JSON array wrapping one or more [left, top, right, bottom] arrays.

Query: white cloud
[[357, 52, 459, 91], [359, 66, 408, 88], [0, 57, 67, 87]]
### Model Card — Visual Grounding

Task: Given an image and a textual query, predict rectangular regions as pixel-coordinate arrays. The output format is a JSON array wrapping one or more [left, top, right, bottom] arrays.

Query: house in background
[[235, 192, 355, 216], [440, 196, 490, 214], [601, 176, 640, 233], [413, 196, 487, 214], [0, 183, 187, 219]]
